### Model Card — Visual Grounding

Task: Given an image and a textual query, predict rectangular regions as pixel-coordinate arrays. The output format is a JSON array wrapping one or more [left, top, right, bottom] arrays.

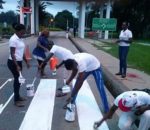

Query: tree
[[0, 0, 5, 9], [112, 0, 150, 38], [39, 2, 53, 26], [55, 10, 74, 30], [0, 11, 18, 24]]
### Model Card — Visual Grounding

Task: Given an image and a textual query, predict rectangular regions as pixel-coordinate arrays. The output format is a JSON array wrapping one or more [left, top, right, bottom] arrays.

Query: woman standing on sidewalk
[[116, 22, 133, 78], [7, 23, 30, 107], [32, 29, 51, 77]]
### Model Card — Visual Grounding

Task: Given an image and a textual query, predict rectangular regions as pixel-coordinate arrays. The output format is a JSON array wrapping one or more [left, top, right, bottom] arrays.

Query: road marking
[[0, 93, 14, 114], [19, 79, 56, 130], [0, 78, 13, 91], [73, 80, 109, 130]]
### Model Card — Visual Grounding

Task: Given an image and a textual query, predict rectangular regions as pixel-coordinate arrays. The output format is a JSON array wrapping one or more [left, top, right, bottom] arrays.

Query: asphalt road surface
[[0, 32, 120, 130]]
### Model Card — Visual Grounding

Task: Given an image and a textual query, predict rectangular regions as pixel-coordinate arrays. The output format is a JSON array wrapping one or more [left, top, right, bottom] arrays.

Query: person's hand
[[16, 65, 21, 72], [93, 120, 103, 129], [66, 80, 70, 85], [56, 64, 59, 69], [45, 48, 49, 52], [115, 39, 120, 43], [135, 106, 147, 116], [38, 63, 43, 70]]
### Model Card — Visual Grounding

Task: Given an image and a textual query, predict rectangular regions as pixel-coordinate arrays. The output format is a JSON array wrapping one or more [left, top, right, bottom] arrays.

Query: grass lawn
[[93, 41, 150, 75]]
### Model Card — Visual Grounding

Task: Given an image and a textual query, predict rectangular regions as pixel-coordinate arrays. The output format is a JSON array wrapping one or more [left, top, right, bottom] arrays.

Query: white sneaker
[[65, 103, 75, 122]]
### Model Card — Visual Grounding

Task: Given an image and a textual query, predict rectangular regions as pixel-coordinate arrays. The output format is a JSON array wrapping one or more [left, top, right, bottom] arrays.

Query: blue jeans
[[71, 68, 109, 112], [119, 46, 129, 75]]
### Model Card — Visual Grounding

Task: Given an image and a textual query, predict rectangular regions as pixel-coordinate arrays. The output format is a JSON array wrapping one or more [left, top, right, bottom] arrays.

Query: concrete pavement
[[69, 37, 150, 97]]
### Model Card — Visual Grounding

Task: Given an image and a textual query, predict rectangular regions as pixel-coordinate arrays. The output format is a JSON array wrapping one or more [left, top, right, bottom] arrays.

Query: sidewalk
[[70, 37, 150, 97]]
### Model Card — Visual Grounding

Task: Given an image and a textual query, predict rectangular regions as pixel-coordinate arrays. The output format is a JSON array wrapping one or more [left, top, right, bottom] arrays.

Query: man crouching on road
[[64, 52, 109, 113], [94, 91, 150, 130]]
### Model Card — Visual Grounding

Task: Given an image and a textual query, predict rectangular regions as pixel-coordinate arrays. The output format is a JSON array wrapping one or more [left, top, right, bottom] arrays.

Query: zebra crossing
[[18, 79, 109, 130]]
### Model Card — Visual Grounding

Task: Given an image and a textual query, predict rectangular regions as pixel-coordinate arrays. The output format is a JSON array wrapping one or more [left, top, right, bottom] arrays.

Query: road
[[0, 32, 120, 130]]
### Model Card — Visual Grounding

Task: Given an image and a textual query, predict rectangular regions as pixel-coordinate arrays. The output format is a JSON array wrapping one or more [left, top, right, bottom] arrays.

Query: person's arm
[[37, 41, 49, 52], [70, 72, 85, 98], [23, 53, 30, 68], [135, 105, 150, 116], [66, 68, 78, 85], [65, 72, 84, 105], [39, 53, 54, 69], [10, 47, 21, 72], [119, 38, 132, 44], [94, 104, 118, 129], [56, 61, 64, 69]]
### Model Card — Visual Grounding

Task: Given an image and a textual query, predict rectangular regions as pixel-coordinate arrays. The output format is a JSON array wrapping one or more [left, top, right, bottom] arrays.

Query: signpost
[[92, 18, 117, 31]]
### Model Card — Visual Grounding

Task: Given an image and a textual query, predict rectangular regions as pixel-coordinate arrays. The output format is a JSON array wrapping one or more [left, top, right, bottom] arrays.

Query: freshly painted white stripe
[[0, 78, 13, 91], [19, 79, 56, 130], [0, 93, 14, 114], [73, 80, 109, 130]]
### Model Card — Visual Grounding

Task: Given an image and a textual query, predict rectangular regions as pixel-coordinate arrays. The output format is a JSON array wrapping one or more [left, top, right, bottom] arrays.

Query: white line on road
[[19, 79, 57, 130], [0, 93, 14, 114], [73, 80, 109, 130], [0, 78, 13, 91]]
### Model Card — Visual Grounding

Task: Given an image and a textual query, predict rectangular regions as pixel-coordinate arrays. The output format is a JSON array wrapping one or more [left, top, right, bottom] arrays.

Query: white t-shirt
[[74, 53, 100, 72], [114, 91, 150, 111], [119, 29, 133, 46], [50, 45, 74, 61], [9, 34, 25, 61]]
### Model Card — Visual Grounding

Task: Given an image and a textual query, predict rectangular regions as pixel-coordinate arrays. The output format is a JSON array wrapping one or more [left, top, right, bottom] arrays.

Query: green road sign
[[92, 18, 117, 31]]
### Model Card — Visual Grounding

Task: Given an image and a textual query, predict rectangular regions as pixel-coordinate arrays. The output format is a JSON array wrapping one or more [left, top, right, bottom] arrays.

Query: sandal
[[57, 88, 62, 91], [56, 91, 67, 97]]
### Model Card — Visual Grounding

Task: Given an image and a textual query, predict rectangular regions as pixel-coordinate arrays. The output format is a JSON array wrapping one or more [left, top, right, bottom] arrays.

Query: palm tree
[[0, 0, 5, 9]]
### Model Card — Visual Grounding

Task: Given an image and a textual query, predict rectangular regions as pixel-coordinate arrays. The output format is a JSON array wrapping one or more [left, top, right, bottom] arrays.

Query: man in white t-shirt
[[94, 91, 150, 130], [63, 53, 109, 113], [116, 22, 133, 78], [39, 43, 74, 69]]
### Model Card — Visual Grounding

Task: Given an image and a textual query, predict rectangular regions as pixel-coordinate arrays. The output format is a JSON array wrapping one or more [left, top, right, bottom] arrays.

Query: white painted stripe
[[0, 78, 13, 91], [19, 79, 56, 130], [0, 93, 14, 114], [73, 80, 109, 130]]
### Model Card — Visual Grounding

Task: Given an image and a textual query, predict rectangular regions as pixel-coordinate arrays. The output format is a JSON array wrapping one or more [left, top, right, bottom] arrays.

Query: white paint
[[19, 79, 56, 130], [73, 80, 109, 130], [0, 78, 13, 91], [0, 93, 14, 114]]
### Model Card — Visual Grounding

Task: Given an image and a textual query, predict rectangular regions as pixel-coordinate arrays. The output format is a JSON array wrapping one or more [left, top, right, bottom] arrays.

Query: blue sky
[[1, 0, 77, 17]]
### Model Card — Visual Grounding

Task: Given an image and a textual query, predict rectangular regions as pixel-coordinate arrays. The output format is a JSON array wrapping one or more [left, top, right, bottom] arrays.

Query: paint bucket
[[26, 77, 36, 97], [62, 85, 71, 94], [26, 84, 34, 97], [65, 103, 75, 122], [18, 71, 25, 85]]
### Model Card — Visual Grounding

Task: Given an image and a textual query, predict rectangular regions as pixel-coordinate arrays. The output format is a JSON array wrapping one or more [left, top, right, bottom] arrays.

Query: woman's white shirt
[[9, 34, 25, 61], [119, 29, 133, 47]]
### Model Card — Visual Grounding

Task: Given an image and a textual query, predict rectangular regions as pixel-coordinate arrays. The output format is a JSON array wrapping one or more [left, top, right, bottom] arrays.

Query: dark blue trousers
[[119, 46, 129, 75]]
